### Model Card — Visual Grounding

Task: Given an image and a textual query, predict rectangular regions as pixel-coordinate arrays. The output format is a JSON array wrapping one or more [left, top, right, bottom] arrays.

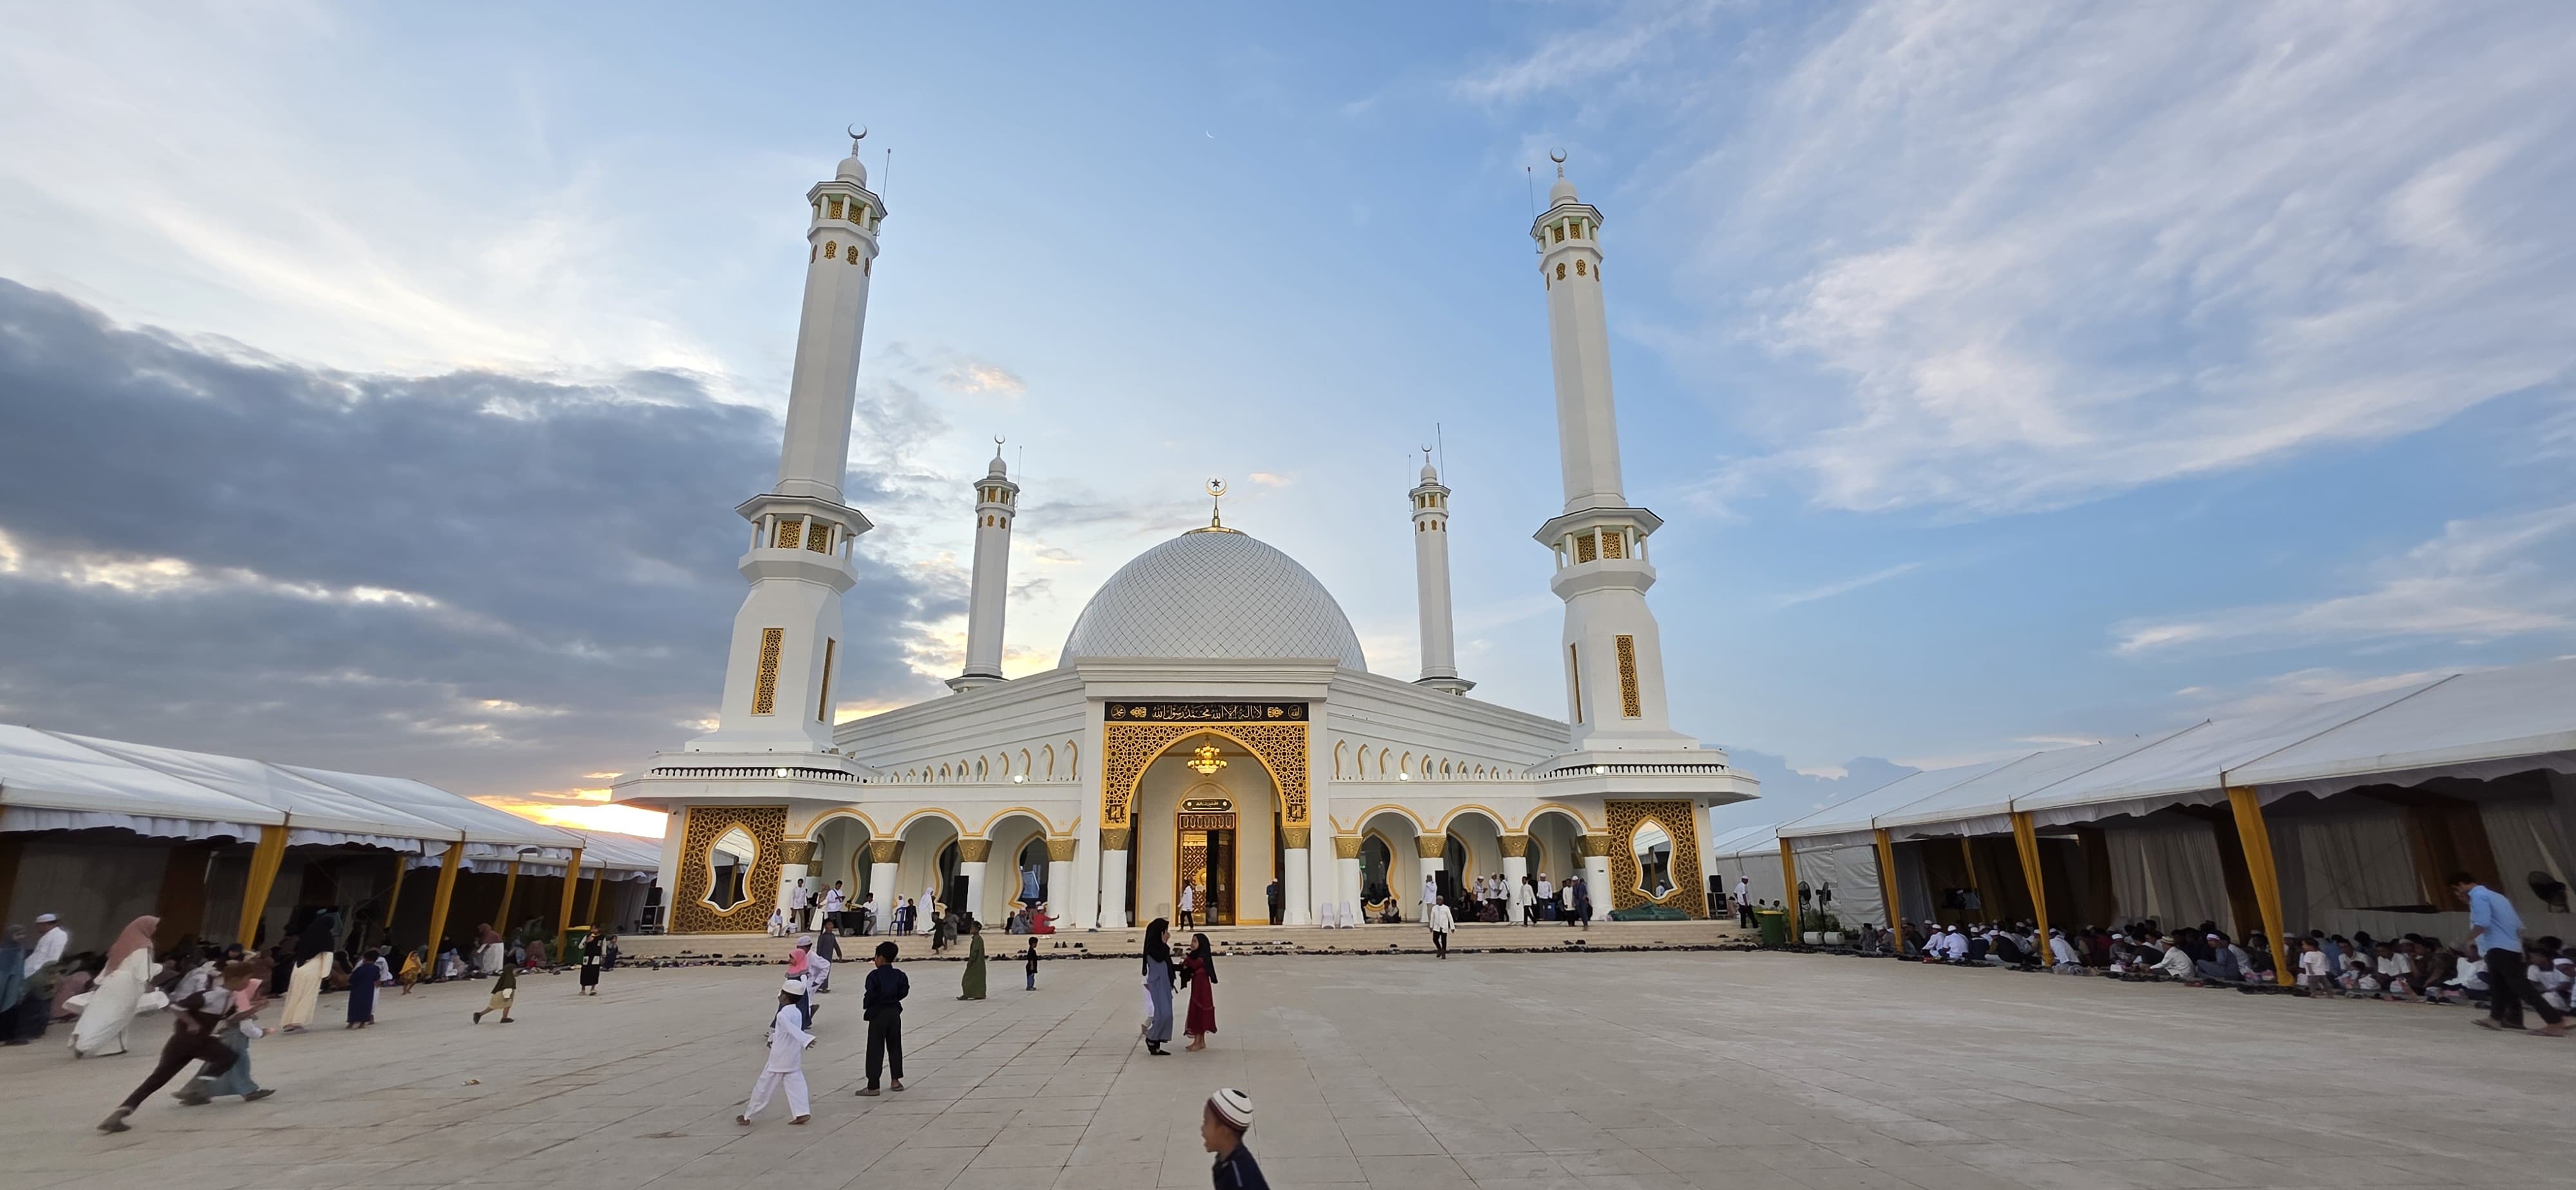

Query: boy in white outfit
[[741, 978, 813, 1126]]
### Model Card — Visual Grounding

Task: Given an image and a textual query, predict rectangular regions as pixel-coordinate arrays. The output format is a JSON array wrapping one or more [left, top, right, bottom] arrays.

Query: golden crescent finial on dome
[[1190, 477, 1238, 533]]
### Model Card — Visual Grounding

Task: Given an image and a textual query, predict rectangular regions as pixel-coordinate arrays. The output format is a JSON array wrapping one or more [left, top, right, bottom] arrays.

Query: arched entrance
[[1356, 809, 1425, 922], [807, 813, 873, 922], [1129, 732, 1283, 925]]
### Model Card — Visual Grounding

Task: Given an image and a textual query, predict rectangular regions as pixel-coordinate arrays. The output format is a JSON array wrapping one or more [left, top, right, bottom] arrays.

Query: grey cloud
[[0, 279, 953, 797]]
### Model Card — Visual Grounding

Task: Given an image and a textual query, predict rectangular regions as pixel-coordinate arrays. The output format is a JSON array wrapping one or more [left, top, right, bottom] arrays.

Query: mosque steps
[[616, 918, 1752, 963]]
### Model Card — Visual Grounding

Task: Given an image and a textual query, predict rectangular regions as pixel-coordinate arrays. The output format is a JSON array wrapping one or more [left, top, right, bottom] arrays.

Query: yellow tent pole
[[587, 865, 608, 927], [554, 846, 584, 957], [1872, 828, 1902, 934], [234, 824, 290, 946], [2226, 787, 2294, 986], [424, 840, 465, 959], [379, 854, 408, 946], [2009, 813, 2051, 932], [1777, 839, 1801, 938], [496, 858, 522, 934]]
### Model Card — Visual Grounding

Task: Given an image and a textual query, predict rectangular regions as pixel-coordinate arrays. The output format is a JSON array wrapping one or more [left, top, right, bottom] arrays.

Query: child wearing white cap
[[1202, 1087, 1269, 1190], [741, 978, 813, 1126]]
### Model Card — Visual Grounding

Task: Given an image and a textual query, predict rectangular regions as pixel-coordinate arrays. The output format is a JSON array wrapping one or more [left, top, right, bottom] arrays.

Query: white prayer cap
[[34, 912, 56, 923], [1207, 1087, 1254, 1129], [782, 977, 808, 995], [795, 936, 814, 948]]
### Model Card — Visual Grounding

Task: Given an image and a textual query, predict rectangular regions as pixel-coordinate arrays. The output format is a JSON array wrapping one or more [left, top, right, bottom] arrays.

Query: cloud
[[1486, 3, 2576, 516], [1773, 560, 1920, 609], [0, 279, 951, 806], [2113, 503, 2576, 657], [933, 351, 1027, 397], [2170, 665, 2472, 722]]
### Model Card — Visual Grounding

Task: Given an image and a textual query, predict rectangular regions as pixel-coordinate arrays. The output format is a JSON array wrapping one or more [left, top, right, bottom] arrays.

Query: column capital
[[1099, 827, 1133, 851], [1045, 836, 1079, 862], [1281, 826, 1312, 850], [1332, 835, 1364, 860], [955, 836, 992, 864], [866, 839, 904, 864], [1575, 833, 1613, 858], [1499, 833, 1530, 857], [1416, 835, 1448, 860]]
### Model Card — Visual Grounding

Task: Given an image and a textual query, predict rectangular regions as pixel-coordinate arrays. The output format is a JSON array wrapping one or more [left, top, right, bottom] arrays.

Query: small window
[[824, 241, 838, 259], [1575, 259, 1587, 276], [1574, 532, 1598, 563], [1571, 220, 1584, 239], [828, 196, 844, 220], [1600, 530, 1624, 559], [1552, 224, 1565, 243], [1555, 263, 1566, 280]]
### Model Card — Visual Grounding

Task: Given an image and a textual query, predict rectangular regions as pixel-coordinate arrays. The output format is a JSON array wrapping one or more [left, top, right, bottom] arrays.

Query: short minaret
[[691, 134, 886, 753], [949, 441, 1018, 692], [1528, 157, 1693, 751], [1409, 453, 1472, 694]]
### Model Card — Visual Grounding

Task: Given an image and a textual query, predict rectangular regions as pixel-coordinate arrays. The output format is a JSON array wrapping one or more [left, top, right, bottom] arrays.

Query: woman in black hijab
[[1141, 918, 1176, 1056]]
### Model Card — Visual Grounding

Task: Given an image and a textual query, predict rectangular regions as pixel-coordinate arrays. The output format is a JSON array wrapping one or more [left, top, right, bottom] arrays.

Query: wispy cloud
[[2114, 504, 2576, 657], [2170, 665, 2471, 721], [1452, 1, 1723, 105], [1773, 560, 1920, 608]]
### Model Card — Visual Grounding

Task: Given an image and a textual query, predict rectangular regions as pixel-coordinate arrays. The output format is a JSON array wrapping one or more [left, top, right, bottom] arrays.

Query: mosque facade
[[612, 139, 1759, 934]]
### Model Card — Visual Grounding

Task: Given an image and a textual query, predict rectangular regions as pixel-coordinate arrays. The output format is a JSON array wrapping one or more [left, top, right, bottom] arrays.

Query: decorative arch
[[1333, 740, 1348, 780], [889, 807, 969, 838], [1437, 804, 1508, 834], [936, 763, 950, 780], [1067, 739, 1079, 779], [1043, 744, 1056, 779], [1101, 722, 1307, 829], [974, 757, 988, 780], [1520, 802, 1596, 833], [793, 806, 882, 839], [1347, 804, 1430, 832], [973, 806, 1063, 836], [1019, 748, 1032, 777]]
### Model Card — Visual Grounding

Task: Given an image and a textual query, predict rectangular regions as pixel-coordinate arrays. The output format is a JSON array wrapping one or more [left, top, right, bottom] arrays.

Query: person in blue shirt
[[1202, 1087, 1269, 1190], [2453, 873, 2564, 1036]]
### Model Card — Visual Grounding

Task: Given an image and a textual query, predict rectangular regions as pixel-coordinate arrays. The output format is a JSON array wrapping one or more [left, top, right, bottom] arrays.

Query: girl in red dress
[[1181, 933, 1218, 1052]]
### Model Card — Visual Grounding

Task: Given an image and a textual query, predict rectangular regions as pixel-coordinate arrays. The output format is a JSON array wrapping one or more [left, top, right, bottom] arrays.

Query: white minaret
[[1410, 453, 1472, 694], [1529, 156, 1694, 753], [691, 134, 886, 753], [949, 440, 1018, 692]]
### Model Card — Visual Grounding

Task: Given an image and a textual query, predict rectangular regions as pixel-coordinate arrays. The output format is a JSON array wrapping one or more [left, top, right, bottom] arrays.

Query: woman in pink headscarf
[[71, 916, 159, 1057]]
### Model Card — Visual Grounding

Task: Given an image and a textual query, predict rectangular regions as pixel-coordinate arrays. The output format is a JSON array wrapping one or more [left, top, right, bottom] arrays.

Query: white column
[[869, 860, 899, 933], [1336, 855, 1363, 923], [1417, 848, 1445, 923], [1069, 831, 1101, 931], [959, 861, 989, 925], [1097, 835, 1130, 929], [1046, 858, 1075, 923], [1584, 851, 1615, 921], [1282, 848, 1312, 926], [1502, 853, 1528, 889]]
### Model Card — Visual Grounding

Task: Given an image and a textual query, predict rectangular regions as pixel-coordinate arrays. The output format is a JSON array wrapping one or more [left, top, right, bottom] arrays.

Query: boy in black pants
[[857, 941, 909, 1095]]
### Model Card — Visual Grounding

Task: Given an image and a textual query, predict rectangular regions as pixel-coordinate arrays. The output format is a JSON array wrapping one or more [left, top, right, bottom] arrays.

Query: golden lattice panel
[[1603, 798, 1706, 916], [1103, 720, 1309, 828], [668, 805, 790, 934]]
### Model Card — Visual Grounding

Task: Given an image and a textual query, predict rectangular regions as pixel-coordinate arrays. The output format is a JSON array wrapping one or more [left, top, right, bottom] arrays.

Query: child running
[[739, 978, 813, 1126]]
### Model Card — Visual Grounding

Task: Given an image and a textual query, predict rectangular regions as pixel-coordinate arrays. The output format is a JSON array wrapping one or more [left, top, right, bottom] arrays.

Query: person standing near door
[[1735, 876, 1754, 927], [1428, 897, 1455, 959], [1179, 882, 1198, 929], [1264, 879, 1282, 925]]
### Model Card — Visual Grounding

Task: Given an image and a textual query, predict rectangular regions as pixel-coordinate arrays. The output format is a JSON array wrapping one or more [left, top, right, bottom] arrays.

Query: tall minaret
[[1409, 453, 1472, 694], [1529, 157, 1693, 752], [691, 133, 886, 753], [949, 441, 1018, 692]]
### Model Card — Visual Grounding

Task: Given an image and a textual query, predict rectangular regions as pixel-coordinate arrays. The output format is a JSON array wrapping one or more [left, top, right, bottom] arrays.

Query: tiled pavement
[[5, 949, 2568, 1189]]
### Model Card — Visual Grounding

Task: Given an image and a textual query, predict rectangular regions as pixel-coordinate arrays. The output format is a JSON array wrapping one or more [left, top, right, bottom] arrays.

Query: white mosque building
[[612, 138, 1758, 934]]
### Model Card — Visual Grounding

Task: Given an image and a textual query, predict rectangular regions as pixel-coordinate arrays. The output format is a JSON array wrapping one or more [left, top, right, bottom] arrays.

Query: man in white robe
[[741, 978, 813, 1126], [23, 914, 66, 976]]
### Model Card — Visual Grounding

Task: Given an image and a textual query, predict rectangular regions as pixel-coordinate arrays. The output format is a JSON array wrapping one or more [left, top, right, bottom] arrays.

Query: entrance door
[[1177, 811, 1238, 926]]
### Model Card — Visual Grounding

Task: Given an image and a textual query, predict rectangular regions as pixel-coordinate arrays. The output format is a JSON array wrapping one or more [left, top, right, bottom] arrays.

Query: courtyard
[[5, 950, 2568, 1190]]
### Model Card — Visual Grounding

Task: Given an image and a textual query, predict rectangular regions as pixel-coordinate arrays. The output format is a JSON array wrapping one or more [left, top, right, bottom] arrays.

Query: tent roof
[[1875, 731, 2191, 836], [51, 731, 459, 845], [0, 724, 281, 831], [1776, 757, 2023, 841], [2011, 679, 2443, 822], [571, 831, 663, 874], [278, 764, 576, 851], [2229, 659, 2576, 794], [1707, 823, 1781, 860]]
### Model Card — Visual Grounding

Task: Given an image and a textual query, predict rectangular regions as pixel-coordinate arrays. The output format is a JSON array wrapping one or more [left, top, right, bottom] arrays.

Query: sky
[[3, 3, 2571, 838]]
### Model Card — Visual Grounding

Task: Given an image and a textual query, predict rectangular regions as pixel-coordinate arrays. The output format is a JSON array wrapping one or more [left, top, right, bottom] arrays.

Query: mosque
[[611, 137, 1759, 934]]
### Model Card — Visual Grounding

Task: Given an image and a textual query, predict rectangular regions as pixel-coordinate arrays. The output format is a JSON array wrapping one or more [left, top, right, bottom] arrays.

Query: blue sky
[[3, 3, 2571, 833]]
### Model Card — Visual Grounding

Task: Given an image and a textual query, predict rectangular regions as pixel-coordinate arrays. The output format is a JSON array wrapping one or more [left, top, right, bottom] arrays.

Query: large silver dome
[[1059, 529, 1367, 670]]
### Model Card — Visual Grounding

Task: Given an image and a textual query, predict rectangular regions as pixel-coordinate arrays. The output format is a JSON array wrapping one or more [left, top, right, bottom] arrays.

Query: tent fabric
[[50, 730, 459, 845], [2101, 820, 2233, 932], [0, 807, 270, 842], [1776, 759, 2022, 846], [2232, 659, 2576, 797], [1789, 840, 1886, 929], [280, 764, 574, 851], [1875, 732, 2189, 839], [2284, 807, 2420, 925], [0, 724, 283, 831]]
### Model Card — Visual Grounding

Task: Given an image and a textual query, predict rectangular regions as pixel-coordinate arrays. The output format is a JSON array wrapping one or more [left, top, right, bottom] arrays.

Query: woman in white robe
[[919, 886, 938, 935], [70, 915, 159, 1057], [278, 914, 337, 1032]]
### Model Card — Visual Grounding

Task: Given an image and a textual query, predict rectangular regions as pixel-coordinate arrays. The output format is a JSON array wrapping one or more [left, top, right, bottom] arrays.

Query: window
[[1600, 530, 1623, 559], [1567, 643, 1584, 724], [828, 196, 844, 220], [774, 520, 804, 549], [1573, 532, 1597, 563], [1553, 223, 1565, 243], [1615, 634, 1642, 718], [751, 628, 784, 715], [824, 240, 837, 259], [1572, 220, 1585, 239], [806, 524, 831, 552], [1555, 262, 1566, 280], [1575, 259, 1587, 276], [817, 638, 837, 721]]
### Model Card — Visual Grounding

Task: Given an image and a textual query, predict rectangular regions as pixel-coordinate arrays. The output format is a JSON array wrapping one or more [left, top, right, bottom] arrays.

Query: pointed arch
[[1043, 744, 1056, 779]]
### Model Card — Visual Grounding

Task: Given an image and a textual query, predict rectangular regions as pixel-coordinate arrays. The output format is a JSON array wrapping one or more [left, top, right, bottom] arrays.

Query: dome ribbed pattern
[[1059, 531, 1367, 670]]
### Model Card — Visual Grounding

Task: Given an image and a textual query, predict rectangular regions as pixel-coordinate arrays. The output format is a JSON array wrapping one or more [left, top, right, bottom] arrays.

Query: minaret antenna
[[1435, 422, 1446, 475], [883, 147, 893, 193]]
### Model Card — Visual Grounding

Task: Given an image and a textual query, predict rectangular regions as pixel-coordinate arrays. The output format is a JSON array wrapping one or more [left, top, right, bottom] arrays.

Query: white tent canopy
[[1767, 657, 2576, 844], [0, 725, 582, 855]]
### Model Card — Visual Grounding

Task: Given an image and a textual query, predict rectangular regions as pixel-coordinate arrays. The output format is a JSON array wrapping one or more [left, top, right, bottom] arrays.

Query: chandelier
[[1187, 744, 1228, 775]]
